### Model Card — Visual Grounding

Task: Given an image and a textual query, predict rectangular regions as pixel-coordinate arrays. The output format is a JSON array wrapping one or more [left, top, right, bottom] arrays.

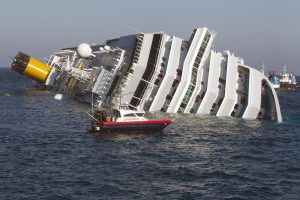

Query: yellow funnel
[[11, 52, 51, 83]]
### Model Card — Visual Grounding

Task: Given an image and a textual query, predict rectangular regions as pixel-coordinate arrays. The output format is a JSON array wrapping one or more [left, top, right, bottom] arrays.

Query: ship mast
[[283, 65, 287, 74]]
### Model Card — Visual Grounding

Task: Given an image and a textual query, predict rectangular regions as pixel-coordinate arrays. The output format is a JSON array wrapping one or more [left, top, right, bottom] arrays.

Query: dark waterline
[[0, 69, 299, 199]]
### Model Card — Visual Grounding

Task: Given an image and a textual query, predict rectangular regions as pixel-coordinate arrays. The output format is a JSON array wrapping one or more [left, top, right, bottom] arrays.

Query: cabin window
[[136, 113, 144, 117], [124, 113, 136, 117], [234, 104, 239, 109], [176, 69, 182, 76], [200, 92, 206, 99], [195, 95, 200, 103], [166, 95, 172, 101], [154, 79, 160, 86], [219, 78, 226, 84], [172, 79, 178, 87], [217, 98, 223, 106]]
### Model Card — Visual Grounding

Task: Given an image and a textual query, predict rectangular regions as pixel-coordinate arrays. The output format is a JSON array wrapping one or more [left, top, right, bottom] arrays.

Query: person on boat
[[93, 110, 107, 122], [93, 110, 114, 122]]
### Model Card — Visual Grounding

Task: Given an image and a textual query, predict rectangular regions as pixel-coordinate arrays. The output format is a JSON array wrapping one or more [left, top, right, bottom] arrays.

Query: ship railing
[[184, 31, 216, 112], [200, 31, 216, 69]]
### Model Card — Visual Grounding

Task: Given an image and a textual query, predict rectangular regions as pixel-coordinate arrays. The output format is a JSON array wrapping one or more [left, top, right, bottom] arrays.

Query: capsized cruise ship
[[11, 27, 282, 122]]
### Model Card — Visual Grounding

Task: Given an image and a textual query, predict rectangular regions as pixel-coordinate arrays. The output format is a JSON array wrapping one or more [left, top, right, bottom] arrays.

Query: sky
[[0, 0, 299, 74]]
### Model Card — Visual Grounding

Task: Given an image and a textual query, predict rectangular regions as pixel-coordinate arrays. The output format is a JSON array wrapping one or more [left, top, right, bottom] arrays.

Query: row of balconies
[[177, 33, 211, 112], [132, 34, 144, 64], [130, 34, 163, 107]]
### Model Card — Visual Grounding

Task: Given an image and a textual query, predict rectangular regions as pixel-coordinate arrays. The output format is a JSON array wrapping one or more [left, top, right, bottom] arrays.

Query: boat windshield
[[135, 113, 145, 117], [124, 113, 137, 117], [123, 112, 145, 118], [119, 105, 130, 110]]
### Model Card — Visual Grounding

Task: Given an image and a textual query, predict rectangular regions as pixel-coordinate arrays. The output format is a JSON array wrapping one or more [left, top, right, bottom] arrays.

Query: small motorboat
[[89, 105, 172, 133]]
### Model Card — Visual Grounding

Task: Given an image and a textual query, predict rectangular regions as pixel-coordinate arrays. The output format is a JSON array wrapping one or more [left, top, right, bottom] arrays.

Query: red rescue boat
[[90, 105, 172, 133]]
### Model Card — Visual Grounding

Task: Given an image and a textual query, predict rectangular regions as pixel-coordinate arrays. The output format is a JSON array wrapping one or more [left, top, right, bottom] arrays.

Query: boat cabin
[[114, 105, 146, 122], [93, 105, 147, 122]]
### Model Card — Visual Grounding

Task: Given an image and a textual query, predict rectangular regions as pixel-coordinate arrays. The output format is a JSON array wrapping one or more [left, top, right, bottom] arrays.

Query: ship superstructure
[[11, 27, 282, 122]]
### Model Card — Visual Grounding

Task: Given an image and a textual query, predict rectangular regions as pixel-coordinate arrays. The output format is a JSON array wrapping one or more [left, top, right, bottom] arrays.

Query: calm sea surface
[[0, 68, 299, 199]]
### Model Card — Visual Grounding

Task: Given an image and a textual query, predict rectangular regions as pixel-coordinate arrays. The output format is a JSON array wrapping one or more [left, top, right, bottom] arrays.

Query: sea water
[[0, 68, 299, 199]]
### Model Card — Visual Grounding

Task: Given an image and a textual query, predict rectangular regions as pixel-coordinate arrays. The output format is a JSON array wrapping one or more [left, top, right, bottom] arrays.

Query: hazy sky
[[1, 0, 299, 74]]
